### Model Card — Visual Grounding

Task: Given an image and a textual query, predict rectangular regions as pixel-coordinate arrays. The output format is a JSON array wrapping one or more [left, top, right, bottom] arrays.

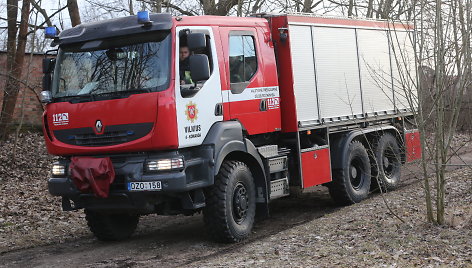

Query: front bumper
[[48, 146, 214, 212]]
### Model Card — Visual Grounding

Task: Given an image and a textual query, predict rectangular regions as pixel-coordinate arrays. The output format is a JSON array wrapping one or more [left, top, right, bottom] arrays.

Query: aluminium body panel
[[390, 30, 418, 112], [283, 15, 417, 130], [288, 24, 320, 123], [311, 26, 364, 122], [356, 29, 396, 116]]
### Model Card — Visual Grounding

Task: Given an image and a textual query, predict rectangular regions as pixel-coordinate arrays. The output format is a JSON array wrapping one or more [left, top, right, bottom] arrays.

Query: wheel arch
[[220, 140, 269, 217], [330, 126, 401, 170], [203, 121, 269, 217]]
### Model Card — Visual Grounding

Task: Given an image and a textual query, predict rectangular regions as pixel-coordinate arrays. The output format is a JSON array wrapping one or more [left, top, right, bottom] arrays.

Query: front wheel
[[203, 160, 256, 243], [85, 210, 139, 241]]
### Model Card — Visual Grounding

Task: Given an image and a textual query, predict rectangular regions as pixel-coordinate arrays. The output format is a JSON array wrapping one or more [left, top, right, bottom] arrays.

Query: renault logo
[[95, 120, 103, 133]]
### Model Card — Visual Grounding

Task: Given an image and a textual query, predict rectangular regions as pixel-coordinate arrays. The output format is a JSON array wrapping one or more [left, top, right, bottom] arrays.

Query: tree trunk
[[5, 0, 18, 71], [237, 0, 242, 16], [129, 0, 134, 15], [366, 0, 374, 18], [67, 0, 81, 27], [200, 0, 239, 15], [348, 0, 355, 16], [0, 0, 30, 140], [250, 0, 264, 14], [301, 0, 313, 13], [0, 0, 18, 139], [151, 0, 162, 13], [376, 0, 384, 18], [380, 0, 394, 19]]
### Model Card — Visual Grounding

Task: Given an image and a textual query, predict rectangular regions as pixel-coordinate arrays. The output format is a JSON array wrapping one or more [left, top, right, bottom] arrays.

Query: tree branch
[[26, 5, 68, 35], [0, 16, 47, 30], [30, 0, 52, 27], [162, 1, 196, 16], [311, 0, 324, 9], [0, 72, 43, 111]]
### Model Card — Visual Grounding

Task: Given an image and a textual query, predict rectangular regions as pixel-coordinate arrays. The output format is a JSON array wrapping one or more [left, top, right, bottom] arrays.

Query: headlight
[[52, 163, 66, 176], [146, 157, 184, 172]]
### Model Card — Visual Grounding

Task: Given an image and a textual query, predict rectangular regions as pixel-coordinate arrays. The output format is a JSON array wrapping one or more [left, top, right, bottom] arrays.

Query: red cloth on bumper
[[70, 157, 116, 198]]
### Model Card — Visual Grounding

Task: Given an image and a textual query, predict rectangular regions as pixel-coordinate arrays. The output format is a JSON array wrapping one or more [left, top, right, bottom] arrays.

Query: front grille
[[73, 130, 134, 146], [53, 122, 153, 147]]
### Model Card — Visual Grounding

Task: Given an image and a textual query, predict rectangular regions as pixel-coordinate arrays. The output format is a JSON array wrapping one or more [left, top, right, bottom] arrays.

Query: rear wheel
[[85, 210, 139, 241], [373, 133, 401, 191], [203, 160, 256, 243], [328, 140, 371, 205]]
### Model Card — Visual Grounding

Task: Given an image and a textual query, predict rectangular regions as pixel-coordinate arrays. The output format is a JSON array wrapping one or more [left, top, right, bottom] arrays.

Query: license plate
[[128, 181, 162, 191]]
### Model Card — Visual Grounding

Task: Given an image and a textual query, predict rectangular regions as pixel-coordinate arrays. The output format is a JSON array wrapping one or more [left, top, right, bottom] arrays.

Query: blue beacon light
[[137, 11, 151, 25], [45, 26, 57, 39]]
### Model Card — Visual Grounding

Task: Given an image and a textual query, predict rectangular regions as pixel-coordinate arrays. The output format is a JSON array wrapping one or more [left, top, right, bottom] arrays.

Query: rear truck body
[[42, 12, 421, 242]]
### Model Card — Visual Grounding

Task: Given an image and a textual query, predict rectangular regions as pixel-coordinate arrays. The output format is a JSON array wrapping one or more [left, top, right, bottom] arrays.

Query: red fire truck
[[41, 12, 421, 243]]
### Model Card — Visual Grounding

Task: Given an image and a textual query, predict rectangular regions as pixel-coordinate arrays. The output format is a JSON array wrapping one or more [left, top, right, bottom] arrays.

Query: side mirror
[[42, 58, 55, 93], [40, 90, 52, 103], [189, 54, 210, 82], [181, 55, 210, 98], [187, 33, 206, 52], [42, 58, 55, 74]]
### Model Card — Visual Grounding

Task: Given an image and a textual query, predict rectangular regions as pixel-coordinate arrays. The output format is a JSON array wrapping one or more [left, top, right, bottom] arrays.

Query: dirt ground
[[191, 168, 472, 268], [0, 132, 471, 267]]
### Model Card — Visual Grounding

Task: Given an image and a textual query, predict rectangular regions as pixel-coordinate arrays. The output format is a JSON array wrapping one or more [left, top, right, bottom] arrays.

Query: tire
[[373, 133, 401, 191], [203, 160, 256, 243], [85, 210, 139, 241], [328, 140, 371, 205]]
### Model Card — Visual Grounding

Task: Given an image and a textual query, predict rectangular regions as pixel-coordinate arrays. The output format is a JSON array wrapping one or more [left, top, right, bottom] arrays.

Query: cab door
[[175, 26, 223, 148], [220, 27, 281, 135]]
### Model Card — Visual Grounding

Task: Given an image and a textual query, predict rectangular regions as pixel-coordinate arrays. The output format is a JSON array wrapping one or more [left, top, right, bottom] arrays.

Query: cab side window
[[229, 34, 257, 93], [179, 30, 213, 86]]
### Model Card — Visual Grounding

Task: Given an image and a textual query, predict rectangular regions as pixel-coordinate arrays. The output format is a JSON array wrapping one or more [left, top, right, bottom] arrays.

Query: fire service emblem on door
[[185, 102, 198, 123], [95, 120, 104, 133]]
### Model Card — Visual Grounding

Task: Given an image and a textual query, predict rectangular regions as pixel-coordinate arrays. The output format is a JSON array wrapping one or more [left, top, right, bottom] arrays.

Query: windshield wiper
[[54, 88, 151, 103], [54, 94, 94, 103], [118, 88, 151, 94], [96, 88, 151, 97], [90, 88, 151, 100]]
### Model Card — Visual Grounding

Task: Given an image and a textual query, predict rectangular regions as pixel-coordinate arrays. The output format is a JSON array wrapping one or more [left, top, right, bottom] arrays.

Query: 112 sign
[[52, 113, 69, 126]]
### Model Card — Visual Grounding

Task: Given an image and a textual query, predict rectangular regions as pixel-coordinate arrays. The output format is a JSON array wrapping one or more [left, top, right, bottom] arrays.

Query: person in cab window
[[179, 46, 192, 85], [230, 55, 255, 83], [229, 55, 244, 83]]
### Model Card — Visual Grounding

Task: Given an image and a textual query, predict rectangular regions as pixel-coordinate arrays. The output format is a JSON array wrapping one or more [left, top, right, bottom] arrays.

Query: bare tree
[[0, 1, 74, 140], [0, 0, 31, 140], [392, 0, 471, 224]]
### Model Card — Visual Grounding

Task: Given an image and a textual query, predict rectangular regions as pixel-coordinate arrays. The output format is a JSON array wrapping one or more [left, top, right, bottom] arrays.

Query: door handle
[[215, 103, 223, 116], [260, 99, 268, 111]]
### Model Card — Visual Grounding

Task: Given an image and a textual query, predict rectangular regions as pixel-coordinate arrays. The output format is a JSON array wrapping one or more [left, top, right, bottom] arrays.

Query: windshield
[[52, 33, 171, 99]]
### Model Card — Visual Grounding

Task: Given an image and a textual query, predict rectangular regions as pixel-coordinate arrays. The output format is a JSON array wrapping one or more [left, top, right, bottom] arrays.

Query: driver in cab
[[179, 46, 192, 85]]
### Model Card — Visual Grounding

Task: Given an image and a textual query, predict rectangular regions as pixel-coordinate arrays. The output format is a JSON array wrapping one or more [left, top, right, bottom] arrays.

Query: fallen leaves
[[190, 168, 472, 267], [0, 132, 88, 253], [0, 132, 471, 267]]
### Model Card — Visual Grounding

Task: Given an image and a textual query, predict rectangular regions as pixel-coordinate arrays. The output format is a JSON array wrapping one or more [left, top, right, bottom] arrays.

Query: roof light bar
[[45, 26, 57, 39], [137, 11, 151, 25]]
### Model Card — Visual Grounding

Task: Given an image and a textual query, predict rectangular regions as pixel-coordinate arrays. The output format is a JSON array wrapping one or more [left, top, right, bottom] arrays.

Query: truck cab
[[43, 13, 281, 242]]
